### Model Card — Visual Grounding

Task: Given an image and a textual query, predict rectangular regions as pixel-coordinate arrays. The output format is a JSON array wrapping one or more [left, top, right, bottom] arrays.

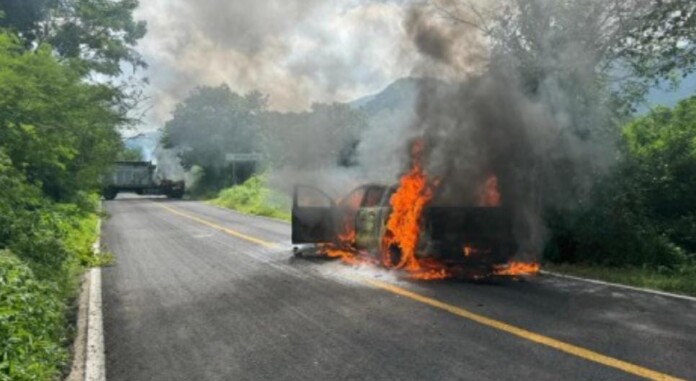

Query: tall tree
[[436, 0, 696, 113], [162, 85, 267, 191]]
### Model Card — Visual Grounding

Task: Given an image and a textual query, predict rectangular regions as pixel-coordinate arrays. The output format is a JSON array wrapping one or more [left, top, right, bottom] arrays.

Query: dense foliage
[[0, 0, 144, 378], [0, 252, 67, 381], [0, 0, 147, 76], [545, 97, 696, 271], [0, 34, 123, 200], [0, 150, 100, 380], [624, 98, 696, 254]]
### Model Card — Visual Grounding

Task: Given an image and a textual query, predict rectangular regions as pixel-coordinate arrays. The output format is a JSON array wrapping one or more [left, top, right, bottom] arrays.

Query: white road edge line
[[85, 217, 106, 381], [541, 270, 696, 303]]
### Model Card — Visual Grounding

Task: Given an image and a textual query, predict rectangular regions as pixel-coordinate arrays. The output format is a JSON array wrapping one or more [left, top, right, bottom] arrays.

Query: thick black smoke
[[399, 2, 617, 259]]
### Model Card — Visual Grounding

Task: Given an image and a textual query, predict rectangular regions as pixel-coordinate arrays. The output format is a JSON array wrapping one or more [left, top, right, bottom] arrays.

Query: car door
[[292, 185, 337, 243]]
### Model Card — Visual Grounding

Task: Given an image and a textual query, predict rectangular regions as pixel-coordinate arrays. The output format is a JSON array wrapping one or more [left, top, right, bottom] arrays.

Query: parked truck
[[102, 161, 185, 200], [291, 184, 517, 274]]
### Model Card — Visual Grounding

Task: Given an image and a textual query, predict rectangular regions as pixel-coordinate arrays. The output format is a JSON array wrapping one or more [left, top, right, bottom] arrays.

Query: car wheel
[[103, 189, 117, 200]]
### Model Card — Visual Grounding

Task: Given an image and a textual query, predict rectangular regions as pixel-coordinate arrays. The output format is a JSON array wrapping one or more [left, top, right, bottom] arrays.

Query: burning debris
[[493, 262, 541, 276]]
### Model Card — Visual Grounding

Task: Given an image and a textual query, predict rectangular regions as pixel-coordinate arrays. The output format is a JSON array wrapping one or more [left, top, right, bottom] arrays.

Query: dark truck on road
[[102, 161, 185, 200], [291, 184, 518, 273]]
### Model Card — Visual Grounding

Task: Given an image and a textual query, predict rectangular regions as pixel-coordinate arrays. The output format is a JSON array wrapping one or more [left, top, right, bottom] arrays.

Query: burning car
[[291, 141, 534, 279]]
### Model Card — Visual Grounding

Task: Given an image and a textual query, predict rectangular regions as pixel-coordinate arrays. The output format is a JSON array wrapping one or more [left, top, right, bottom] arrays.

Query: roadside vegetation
[[0, 0, 145, 379], [211, 176, 291, 221], [544, 263, 696, 297], [543, 97, 696, 295]]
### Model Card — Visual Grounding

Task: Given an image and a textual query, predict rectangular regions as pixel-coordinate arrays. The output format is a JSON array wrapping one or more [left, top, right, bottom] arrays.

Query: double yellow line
[[159, 203, 683, 381]]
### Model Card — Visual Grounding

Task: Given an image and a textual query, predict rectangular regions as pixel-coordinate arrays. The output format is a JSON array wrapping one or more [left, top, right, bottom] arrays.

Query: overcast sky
[[130, 0, 694, 132], [132, 0, 430, 131]]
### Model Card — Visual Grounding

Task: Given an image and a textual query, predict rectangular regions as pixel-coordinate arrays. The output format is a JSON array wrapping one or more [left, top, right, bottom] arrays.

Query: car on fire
[[291, 183, 519, 276]]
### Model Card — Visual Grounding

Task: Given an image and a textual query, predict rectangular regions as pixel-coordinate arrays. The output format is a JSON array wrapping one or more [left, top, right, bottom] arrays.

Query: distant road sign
[[225, 153, 261, 162]]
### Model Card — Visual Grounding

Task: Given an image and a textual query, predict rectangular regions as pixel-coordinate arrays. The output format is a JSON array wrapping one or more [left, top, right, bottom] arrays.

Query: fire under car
[[291, 184, 519, 276]]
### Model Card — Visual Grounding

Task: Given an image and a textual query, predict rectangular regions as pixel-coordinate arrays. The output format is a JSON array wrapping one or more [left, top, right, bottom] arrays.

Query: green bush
[[211, 175, 290, 221], [623, 98, 696, 254], [1, 150, 101, 379], [0, 251, 68, 381], [545, 97, 696, 270]]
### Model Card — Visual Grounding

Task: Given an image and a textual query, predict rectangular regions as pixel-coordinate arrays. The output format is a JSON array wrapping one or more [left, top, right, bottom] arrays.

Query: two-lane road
[[101, 197, 696, 380]]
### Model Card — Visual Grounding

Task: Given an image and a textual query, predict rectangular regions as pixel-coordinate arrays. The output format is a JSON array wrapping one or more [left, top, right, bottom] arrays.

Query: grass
[[544, 262, 696, 297], [210, 175, 291, 222], [0, 195, 102, 381], [0, 252, 68, 381]]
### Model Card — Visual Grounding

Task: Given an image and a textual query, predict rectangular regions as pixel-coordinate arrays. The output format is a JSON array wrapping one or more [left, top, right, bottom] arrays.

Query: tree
[[0, 33, 123, 200], [544, 96, 696, 268], [161, 85, 267, 192], [0, 0, 147, 76], [0, 0, 148, 123], [0, 0, 51, 43], [623, 96, 696, 253], [436, 0, 696, 113]]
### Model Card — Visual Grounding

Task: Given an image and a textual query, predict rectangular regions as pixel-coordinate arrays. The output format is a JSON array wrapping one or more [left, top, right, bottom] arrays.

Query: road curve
[[101, 197, 696, 381]]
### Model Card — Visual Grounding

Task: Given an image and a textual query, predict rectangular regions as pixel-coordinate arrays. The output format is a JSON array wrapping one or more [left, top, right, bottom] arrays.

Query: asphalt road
[[101, 197, 696, 381]]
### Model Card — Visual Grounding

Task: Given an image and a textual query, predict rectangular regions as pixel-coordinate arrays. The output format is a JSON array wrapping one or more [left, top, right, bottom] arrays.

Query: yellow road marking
[[157, 202, 683, 381], [364, 278, 683, 381], [157, 204, 278, 248]]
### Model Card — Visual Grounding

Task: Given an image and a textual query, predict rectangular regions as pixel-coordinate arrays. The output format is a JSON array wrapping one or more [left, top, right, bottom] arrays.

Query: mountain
[[350, 77, 420, 114]]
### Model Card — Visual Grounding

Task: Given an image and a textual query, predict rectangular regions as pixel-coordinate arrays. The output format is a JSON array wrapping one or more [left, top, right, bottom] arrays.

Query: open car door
[[292, 185, 337, 243]]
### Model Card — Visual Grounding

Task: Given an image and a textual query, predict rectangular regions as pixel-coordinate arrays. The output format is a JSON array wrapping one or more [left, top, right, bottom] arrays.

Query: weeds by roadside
[[210, 175, 291, 221], [0, 156, 103, 380]]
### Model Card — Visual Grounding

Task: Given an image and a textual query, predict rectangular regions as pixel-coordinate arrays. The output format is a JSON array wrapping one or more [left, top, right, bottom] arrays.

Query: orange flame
[[322, 246, 362, 266], [377, 140, 454, 280], [408, 258, 451, 280], [381, 139, 434, 271], [321, 217, 359, 265], [479, 175, 501, 207], [493, 261, 540, 276]]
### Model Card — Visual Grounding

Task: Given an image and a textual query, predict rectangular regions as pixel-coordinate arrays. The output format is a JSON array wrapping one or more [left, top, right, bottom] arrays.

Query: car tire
[[387, 244, 403, 268], [103, 189, 118, 200]]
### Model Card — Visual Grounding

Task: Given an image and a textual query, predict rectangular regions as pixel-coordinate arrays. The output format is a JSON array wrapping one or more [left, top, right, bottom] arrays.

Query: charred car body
[[102, 161, 185, 200], [292, 184, 518, 274]]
